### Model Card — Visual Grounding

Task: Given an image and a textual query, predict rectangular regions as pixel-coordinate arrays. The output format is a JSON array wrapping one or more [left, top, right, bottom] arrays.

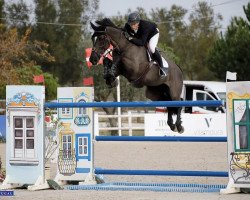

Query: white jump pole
[[117, 76, 122, 136]]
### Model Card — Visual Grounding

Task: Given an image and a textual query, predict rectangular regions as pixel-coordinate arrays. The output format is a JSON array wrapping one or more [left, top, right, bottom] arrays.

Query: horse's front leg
[[103, 57, 121, 88], [109, 55, 121, 77], [103, 57, 112, 79], [167, 109, 177, 132]]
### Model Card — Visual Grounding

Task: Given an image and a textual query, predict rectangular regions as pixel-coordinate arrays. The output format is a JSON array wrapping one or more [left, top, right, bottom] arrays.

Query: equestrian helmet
[[128, 12, 140, 24]]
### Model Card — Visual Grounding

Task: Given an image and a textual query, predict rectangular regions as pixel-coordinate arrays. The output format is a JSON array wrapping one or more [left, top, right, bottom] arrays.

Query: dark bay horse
[[90, 18, 184, 133]]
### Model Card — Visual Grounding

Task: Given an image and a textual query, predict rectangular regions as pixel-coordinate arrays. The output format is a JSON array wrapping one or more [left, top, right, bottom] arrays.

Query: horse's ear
[[96, 18, 117, 28], [90, 21, 105, 32], [90, 22, 99, 31]]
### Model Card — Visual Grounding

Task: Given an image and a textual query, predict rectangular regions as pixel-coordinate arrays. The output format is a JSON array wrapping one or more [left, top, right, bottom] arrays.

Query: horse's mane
[[90, 18, 121, 41], [95, 18, 118, 29]]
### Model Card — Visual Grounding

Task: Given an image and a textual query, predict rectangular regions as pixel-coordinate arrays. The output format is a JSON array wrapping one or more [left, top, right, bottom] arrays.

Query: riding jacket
[[123, 20, 158, 46]]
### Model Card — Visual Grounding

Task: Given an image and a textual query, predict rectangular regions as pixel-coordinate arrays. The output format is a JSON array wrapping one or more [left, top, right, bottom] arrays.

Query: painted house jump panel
[[5, 86, 45, 184], [226, 81, 250, 188], [55, 87, 94, 182]]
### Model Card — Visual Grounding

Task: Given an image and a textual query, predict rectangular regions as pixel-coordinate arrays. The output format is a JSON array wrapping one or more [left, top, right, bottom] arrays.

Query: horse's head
[[89, 19, 122, 88], [89, 22, 111, 65], [90, 18, 124, 65]]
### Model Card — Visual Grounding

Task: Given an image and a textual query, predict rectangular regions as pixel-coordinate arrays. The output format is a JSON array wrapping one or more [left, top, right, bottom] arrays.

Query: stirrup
[[159, 68, 168, 78]]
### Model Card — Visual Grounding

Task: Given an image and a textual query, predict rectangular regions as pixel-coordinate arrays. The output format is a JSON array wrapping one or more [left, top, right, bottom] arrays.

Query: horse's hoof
[[177, 126, 184, 134], [170, 125, 178, 132]]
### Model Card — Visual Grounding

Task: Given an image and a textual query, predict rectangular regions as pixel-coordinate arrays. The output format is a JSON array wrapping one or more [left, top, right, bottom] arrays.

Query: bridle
[[91, 30, 122, 60]]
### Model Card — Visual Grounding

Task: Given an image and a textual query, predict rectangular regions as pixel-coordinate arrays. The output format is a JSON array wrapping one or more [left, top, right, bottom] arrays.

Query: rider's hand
[[124, 32, 132, 41]]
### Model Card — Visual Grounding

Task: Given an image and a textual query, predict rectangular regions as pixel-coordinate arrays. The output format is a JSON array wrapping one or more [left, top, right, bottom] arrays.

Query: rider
[[123, 12, 167, 78]]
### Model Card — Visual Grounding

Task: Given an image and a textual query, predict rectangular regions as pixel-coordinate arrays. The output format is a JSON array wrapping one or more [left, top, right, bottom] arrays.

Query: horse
[[89, 18, 184, 133]]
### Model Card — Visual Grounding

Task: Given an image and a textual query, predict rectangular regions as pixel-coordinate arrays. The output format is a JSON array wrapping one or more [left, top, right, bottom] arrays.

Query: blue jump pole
[[95, 136, 227, 142], [45, 100, 223, 108], [95, 169, 228, 177]]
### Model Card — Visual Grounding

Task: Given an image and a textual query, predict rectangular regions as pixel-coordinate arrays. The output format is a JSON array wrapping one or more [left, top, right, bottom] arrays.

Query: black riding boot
[[153, 49, 168, 78]]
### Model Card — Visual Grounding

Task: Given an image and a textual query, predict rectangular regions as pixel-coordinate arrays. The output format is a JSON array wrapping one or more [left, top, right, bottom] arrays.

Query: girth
[[130, 61, 155, 88]]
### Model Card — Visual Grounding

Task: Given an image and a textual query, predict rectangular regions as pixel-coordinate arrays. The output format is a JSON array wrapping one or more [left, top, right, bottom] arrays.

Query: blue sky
[[99, 0, 249, 28]]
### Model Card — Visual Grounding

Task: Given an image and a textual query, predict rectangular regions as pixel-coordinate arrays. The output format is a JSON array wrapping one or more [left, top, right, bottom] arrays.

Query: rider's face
[[130, 22, 139, 31]]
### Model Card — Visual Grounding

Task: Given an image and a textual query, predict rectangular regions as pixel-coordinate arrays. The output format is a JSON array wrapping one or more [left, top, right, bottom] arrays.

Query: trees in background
[[0, 27, 57, 99], [1, 0, 99, 88], [17, 65, 59, 100], [208, 3, 250, 81], [171, 2, 222, 80], [33, 0, 86, 86], [0, 0, 4, 23], [5, 0, 30, 35], [0, 0, 98, 99]]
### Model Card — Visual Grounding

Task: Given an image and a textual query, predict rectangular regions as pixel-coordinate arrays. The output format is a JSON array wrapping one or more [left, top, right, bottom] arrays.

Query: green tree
[[0, 27, 55, 98], [32, 0, 58, 75], [17, 65, 58, 100], [151, 5, 187, 47], [5, 0, 30, 34], [32, 0, 99, 86], [0, 0, 5, 24], [158, 43, 181, 65], [174, 2, 222, 80], [147, 3, 221, 80], [207, 3, 250, 81], [55, 0, 86, 85]]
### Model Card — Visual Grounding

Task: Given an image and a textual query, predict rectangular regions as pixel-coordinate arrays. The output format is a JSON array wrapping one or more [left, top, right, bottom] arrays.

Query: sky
[[98, 0, 249, 28]]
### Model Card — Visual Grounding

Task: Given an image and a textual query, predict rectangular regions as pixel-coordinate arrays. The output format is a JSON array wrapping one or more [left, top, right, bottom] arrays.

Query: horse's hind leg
[[175, 107, 184, 133], [146, 85, 178, 132], [167, 108, 177, 132]]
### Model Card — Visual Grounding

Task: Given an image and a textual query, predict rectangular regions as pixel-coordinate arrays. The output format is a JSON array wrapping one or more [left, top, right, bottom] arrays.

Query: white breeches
[[148, 32, 159, 53]]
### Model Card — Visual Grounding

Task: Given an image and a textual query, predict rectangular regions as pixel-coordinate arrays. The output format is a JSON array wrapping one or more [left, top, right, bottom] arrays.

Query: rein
[[105, 32, 122, 54]]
